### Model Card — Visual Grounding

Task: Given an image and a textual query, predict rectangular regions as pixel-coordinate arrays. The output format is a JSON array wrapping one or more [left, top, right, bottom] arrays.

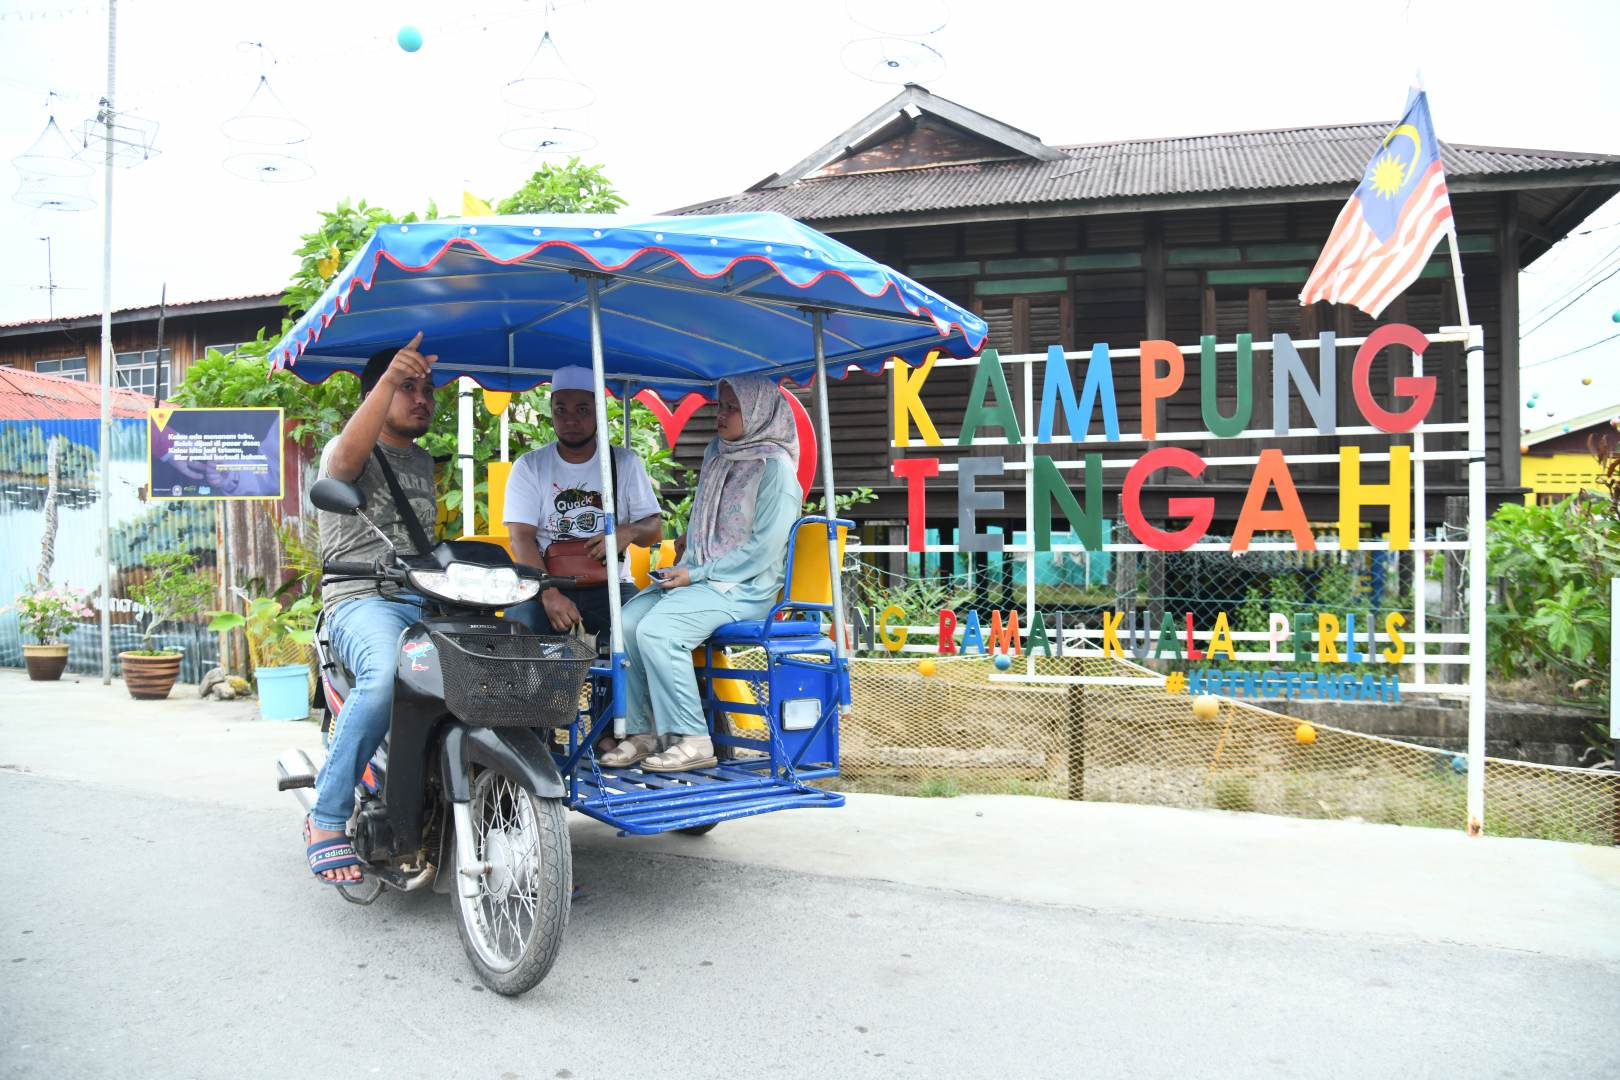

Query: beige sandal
[[642, 736, 717, 773], [599, 734, 660, 768]]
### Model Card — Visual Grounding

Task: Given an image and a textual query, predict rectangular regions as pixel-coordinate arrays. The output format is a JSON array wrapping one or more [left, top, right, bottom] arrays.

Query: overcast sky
[[2, 0, 1616, 426]]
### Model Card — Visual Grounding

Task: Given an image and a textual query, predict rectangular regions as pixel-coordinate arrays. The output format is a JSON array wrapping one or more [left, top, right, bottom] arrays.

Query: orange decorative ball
[[1295, 723, 1317, 745], [918, 658, 937, 677], [1191, 695, 1219, 722]]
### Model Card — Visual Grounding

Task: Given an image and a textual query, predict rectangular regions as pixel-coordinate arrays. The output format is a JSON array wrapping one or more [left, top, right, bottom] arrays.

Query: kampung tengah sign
[[860, 322, 1472, 703]]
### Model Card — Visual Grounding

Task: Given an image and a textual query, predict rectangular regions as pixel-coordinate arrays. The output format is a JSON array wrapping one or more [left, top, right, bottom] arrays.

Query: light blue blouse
[[681, 456, 800, 607]]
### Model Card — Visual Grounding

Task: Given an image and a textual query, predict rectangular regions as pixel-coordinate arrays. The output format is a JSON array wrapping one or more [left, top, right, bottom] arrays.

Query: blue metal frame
[[553, 515, 852, 836]]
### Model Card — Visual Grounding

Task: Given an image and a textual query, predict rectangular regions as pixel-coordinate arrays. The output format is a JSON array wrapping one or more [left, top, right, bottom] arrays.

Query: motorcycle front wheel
[[452, 767, 571, 996]]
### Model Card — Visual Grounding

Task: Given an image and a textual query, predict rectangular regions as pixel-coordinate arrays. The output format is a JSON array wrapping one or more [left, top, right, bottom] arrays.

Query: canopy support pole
[[457, 378, 474, 537], [500, 332, 514, 464], [622, 381, 633, 449], [588, 277, 629, 737], [811, 312, 851, 712]]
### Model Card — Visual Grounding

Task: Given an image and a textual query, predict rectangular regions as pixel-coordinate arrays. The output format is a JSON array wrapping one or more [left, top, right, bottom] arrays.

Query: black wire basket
[[429, 631, 595, 727]]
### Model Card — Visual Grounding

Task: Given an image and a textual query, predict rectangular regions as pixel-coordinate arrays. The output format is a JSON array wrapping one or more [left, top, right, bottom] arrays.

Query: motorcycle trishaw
[[268, 212, 988, 995]]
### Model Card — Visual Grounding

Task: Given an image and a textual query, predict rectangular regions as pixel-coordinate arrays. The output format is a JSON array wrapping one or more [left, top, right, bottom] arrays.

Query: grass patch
[[915, 776, 961, 799], [1212, 774, 1257, 813]]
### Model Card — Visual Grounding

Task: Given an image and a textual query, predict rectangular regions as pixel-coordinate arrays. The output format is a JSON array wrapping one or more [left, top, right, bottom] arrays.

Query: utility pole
[[97, 0, 118, 685]]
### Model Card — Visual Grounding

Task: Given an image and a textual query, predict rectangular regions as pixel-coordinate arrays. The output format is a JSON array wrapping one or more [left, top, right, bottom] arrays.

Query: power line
[[1523, 241, 1620, 320], [1521, 332, 1620, 371], [1521, 261, 1620, 338]]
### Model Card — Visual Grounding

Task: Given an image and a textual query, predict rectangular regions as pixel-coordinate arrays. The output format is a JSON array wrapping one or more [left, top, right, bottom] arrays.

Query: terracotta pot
[[119, 651, 183, 700], [23, 643, 69, 682]]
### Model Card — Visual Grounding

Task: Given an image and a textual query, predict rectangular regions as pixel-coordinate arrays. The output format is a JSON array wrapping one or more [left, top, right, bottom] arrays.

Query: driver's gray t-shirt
[[317, 437, 437, 607]]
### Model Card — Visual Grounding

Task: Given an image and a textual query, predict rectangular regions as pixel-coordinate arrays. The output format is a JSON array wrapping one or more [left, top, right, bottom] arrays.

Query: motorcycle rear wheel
[[452, 767, 571, 996]]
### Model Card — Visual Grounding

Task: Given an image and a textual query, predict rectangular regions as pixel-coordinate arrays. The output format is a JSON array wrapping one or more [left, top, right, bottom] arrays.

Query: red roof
[[0, 367, 159, 420]]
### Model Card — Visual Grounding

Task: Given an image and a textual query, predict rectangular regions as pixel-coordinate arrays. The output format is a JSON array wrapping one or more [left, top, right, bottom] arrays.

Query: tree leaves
[[494, 158, 626, 216]]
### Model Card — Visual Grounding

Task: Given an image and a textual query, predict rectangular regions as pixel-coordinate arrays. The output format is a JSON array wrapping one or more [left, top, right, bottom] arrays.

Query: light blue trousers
[[619, 583, 770, 737]]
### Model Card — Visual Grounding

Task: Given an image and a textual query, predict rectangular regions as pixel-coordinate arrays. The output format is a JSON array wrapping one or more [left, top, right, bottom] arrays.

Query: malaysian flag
[[1300, 89, 1454, 318]]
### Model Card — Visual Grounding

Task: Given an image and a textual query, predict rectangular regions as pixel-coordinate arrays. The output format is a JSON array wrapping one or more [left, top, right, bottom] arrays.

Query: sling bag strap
[[370, 445, 435, 556]]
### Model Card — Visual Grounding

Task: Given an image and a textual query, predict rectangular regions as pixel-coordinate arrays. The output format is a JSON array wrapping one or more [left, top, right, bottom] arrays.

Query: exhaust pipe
[[277, 748, 322, 812]]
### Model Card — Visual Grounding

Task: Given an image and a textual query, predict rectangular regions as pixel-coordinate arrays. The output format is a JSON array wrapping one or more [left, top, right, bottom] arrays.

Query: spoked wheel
[[452, 768, 571, 996]]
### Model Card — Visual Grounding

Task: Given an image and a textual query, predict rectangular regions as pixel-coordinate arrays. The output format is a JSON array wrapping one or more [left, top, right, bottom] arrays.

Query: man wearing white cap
[[503, 366, 663, 638]]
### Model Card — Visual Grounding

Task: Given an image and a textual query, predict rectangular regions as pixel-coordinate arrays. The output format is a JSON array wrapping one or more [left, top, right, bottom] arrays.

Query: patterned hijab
[[684, 375, 800, 567]]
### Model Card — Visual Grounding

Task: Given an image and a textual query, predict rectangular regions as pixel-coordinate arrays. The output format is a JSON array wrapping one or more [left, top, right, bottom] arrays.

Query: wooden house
[[675, 85, 1620, 548], [0, 293, 285, 402], [1520, 405, 1620, 505]]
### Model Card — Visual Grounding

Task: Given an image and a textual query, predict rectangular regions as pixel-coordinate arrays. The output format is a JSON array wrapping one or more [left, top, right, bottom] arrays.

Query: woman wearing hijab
[[599, 374, 801, 773]]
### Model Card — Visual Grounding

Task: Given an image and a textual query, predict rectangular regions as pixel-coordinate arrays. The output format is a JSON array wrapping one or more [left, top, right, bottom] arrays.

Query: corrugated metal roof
[[1523, 403, 1620, 447], [0, 291, 283, 332], [0, 367, 157, 420], [678, 123, 1620, 220]]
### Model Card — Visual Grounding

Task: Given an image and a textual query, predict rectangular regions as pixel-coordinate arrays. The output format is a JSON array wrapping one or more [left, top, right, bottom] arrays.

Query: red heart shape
[[635, 386, 819, 498], [634, 390, 707, 449]]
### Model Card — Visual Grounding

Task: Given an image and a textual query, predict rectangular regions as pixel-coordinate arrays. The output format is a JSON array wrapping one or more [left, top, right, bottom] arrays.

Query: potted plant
[[9, 584, 95, 681], [120, 551, 216, 700], [208, 595, 320, 721]]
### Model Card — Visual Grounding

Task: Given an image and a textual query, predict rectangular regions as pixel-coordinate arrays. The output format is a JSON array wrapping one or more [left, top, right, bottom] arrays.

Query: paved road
[[3, 768, 1616, 1080]]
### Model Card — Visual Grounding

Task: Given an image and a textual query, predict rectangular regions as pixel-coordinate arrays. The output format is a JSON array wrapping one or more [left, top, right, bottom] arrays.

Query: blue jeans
[[312, 594, 426, 832]]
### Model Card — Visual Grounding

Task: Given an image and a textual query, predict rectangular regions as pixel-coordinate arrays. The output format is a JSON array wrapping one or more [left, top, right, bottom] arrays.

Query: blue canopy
[[269, 212, 987, 398]]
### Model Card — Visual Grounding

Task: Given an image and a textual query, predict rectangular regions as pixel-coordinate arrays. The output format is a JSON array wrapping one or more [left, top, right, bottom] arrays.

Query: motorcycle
[[277, 475, 593, 996]]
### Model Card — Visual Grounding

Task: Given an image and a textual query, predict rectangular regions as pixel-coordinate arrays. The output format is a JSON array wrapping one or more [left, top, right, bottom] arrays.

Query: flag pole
[[1446, 222, 1472, 328], [1441, 215, 1487, 836]]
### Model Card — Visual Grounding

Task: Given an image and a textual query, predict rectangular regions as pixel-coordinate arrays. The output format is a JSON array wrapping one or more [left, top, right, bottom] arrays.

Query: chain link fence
[[826, 652, 1619, 845], [815, 524, 1620, 846]]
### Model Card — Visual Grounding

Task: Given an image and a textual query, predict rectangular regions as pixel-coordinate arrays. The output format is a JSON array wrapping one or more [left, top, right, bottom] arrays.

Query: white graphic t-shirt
[[502, 444, 660, 584]]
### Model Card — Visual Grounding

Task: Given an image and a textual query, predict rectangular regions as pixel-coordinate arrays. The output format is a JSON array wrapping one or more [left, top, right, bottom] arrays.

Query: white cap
[[550, 366, 596, 395]]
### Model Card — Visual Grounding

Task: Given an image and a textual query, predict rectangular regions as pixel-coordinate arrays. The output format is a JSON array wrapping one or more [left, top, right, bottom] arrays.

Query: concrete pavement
[[2, 670, 1618, 1079]]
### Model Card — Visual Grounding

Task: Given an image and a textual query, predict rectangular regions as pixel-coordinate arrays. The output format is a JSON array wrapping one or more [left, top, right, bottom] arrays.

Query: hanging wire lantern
[[501, 30, 595, 113], [221, 74, 312, 148], [221, 49, 315, 184], [12, 114, 96, 210], [223, 149, 315, 183], [498, 112, 598, 155], [840, 36, 947, 84]]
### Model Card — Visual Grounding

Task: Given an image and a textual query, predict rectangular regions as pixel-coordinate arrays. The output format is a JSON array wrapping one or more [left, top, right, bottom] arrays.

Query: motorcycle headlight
[[407, 563, 539, 608]]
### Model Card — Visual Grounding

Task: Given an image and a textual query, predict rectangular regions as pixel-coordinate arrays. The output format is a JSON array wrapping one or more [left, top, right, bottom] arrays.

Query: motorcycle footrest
[[276, 748, 320, 791]]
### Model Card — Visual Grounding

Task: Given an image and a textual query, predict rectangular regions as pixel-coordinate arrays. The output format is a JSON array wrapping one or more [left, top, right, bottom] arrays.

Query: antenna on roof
[[39, 237, 57, 321]]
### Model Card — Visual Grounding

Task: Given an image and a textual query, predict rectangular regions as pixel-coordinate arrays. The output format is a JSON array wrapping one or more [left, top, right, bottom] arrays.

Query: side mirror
[[310, 477, 365, 515]]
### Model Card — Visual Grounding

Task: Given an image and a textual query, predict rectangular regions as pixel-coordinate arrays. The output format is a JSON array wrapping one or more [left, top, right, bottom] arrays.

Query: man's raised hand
[[385, 331, 438, 387]]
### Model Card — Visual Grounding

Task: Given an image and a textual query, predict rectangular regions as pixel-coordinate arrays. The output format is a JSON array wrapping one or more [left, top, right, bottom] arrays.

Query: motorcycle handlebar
[[534, 575, 578, 592], [323, 560, 386, 577]]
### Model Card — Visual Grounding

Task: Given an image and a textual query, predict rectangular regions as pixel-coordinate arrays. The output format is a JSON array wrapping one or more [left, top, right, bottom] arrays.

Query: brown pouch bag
[[544, 538, 608, 587]]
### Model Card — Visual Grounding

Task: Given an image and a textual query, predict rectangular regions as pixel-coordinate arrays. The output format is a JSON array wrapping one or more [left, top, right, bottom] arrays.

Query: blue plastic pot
[[256, 664, 311, 721]]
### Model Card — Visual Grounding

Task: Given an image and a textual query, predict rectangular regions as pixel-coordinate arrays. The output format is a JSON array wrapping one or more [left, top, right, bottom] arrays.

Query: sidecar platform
[[567, 761, 844, 836], [559, 635, 846, 836]]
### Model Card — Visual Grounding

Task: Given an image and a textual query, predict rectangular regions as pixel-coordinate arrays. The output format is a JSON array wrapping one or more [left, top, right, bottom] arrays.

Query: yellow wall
[[1521, 451, 1605, 505]]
